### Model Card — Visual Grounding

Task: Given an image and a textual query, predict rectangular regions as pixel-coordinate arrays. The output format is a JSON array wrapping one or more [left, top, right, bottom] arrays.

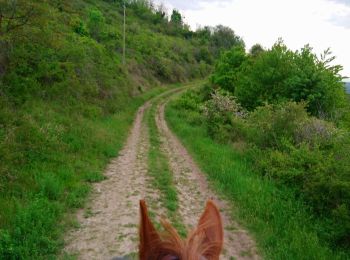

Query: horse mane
[[139, 200, 223, 260]]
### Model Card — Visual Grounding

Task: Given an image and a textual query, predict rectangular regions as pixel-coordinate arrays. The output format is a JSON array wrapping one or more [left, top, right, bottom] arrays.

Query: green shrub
[[87, 8, 106, 40], [202, 89, 246, 142], [295, 117, 339, 148], [174, 89, 202, 111], [251, 139, 350, 247], [72, 18, 89, 36], [246, 102, 310, 149]]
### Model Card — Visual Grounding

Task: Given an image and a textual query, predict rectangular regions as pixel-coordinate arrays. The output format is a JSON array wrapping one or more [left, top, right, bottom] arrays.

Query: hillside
[[0, 0, 243, 258], [0, 0, 243, 105]]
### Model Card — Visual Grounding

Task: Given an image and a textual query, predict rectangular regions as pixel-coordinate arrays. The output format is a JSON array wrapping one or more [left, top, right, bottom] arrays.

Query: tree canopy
[[211, 41, 348, 120]]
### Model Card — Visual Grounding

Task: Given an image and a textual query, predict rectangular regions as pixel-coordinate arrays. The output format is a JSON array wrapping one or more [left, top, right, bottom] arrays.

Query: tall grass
[[165, 100, 348, 260]]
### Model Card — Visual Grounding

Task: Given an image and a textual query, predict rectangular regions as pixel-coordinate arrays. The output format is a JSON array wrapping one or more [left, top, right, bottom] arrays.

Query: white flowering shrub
[[202, 89, 246, 142]]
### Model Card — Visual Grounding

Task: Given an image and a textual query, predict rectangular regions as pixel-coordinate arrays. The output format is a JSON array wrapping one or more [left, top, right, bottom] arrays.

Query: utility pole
[[123, 0, 126, 65]]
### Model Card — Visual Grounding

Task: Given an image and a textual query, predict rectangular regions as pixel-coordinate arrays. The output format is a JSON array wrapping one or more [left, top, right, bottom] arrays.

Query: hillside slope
[[0, 0, 243, 258]]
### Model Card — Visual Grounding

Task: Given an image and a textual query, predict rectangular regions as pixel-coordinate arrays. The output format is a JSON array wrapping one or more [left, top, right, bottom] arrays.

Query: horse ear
[[139, 200, 161, 260], [195, 200, 223, 258]]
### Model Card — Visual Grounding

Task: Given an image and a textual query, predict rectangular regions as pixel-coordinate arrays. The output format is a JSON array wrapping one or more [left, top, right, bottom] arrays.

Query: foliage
[[87, 7, 106, 40], [211, 40, 348, 120], [202, 89, 246, 142], [194, 25, 244, 60], [173, 87, 350, 253], [244, 98, 350, 248], [170, 9, 182, 26], [211, 45, 247, 93], [166, 96, 349, 259], [249, 43, 265, 57], [245, 102, 311, 149], [0, 0, 44, 36], [210, 25, 245, 57]]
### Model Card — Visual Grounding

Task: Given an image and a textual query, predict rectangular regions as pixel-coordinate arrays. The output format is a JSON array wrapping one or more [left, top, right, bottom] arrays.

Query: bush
[[242, 101, 350, 248], [245, 102, 309, 149], [202, 89, 246, 142], [245, 101, 341, 150], [72, 18, 89, 36], [294, 117, 338, 148], [252, 140, 350, 247], [87, 8, 106, 40], [174, 89, 202, 111]]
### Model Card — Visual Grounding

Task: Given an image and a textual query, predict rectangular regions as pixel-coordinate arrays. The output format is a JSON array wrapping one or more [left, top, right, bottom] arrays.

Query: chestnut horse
[[139, 200, 224, 260]]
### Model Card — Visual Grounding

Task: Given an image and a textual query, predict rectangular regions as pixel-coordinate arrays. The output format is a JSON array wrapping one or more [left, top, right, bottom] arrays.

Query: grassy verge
[[0, 86, 169, 259], [165, 97, 348, 260], [145, 92, 187, 237]]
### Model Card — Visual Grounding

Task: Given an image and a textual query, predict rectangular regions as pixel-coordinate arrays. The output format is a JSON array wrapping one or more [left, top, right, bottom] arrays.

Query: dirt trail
[[64, 87, 260, 260], [155, 100, 260, 260], [64, 102, 156, 259]]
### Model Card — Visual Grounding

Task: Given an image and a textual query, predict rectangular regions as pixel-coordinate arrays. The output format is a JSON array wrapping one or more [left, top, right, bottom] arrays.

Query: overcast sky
[[154, 0, 350, 79]]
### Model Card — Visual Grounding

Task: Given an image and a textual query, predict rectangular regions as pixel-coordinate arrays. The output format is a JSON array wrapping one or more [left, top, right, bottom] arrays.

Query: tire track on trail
[[64, 101, 159, 259], [155, 97, 260, 260]]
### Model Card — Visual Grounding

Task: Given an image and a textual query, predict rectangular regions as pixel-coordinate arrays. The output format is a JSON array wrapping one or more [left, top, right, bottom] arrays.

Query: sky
[[154, 0, 350, 79]]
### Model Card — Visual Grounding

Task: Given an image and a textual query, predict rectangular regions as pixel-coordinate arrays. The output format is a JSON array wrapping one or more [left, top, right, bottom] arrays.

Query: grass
[[0, 86, 169, 259], [165, 97, 349, 260]]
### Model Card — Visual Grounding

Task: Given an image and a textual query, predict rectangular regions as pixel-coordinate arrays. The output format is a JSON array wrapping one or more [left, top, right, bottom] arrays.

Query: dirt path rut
[[155, 100, 259, 260]]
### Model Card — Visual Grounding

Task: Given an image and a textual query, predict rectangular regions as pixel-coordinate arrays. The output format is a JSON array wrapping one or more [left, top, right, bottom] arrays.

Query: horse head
[[139, 200, 223, 260]]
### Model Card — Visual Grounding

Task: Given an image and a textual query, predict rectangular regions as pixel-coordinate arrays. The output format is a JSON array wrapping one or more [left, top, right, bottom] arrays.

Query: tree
[[195, 26, 212, 44], [211, 45, 247, 93], [170, 9, 182, 27], [210, 25, 244, 56], [249, 43, 264, 57], [211, 40, 348, 119]]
